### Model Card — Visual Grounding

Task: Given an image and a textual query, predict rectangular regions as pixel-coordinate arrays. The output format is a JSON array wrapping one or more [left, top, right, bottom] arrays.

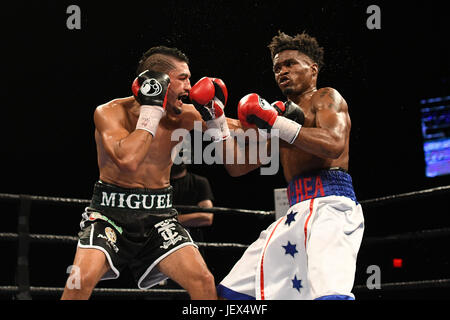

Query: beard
[[281, 87, 295, 97]]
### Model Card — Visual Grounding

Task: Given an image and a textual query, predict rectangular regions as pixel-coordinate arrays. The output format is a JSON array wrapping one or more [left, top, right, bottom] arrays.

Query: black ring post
[[15, 195, 32, 300]]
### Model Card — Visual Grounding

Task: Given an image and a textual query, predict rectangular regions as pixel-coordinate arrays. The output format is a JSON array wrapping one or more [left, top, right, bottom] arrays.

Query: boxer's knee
[[62, 250, 109, 299], [79, 269, 102, 292], [191, 268, 215, 290], [62, 267, 100, 298]]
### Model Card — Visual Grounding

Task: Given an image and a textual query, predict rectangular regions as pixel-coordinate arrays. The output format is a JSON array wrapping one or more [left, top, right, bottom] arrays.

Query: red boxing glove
[[238, 93, 278, 129], [189, 77, 230, 141], [189, 77, 215, 107], [189, 77, 226, 120], [238, 93, 302, 144], [209, 77, 228, 114]]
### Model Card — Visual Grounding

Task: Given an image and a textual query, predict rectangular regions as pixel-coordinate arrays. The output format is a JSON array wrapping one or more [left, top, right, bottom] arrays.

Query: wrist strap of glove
[[272, 116, 302, 144], [206, 114, 231, 142], [135, 105, 164, 136]]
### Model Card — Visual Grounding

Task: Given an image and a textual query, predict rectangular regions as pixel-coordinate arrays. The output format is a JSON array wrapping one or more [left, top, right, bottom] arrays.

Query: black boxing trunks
[[77, 180, 197, 289]]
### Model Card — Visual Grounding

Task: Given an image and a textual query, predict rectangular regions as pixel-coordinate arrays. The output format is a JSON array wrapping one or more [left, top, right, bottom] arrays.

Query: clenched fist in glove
[[238, 93, 304, 144], [190, 77, 230, 141], [131, 70, 171, 136]]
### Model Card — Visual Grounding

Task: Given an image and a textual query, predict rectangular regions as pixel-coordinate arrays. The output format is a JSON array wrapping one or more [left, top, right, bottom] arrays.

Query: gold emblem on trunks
[[105, 227, 117, 243], [97, 227, 119, 253]]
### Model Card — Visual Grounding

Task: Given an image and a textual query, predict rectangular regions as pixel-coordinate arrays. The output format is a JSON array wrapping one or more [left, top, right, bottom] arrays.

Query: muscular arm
[[291, 88, 349, 159], [94, 103, 155, 172]]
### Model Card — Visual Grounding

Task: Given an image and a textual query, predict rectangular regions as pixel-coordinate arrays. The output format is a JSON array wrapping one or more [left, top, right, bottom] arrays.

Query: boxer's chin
[[171, 97, 184, 115], [172, 105, 183, 115], [282, 87, 294, 96], [169, 101, 182, 115]]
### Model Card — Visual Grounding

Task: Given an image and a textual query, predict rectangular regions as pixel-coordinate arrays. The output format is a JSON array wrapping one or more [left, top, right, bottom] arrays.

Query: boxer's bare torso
[[94, 97, 201, 189], [279, 87, 350, 182]]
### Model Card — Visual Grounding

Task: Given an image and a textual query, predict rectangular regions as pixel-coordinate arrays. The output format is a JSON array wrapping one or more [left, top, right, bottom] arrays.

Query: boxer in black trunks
[[61, 46, 219, 300]]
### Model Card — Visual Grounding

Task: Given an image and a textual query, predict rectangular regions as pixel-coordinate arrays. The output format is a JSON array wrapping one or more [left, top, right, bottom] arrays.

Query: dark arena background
[[0, 0, 449, 304]]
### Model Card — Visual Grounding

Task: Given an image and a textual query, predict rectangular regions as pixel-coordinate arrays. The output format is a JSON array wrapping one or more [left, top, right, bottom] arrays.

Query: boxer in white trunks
[[216, 31, 365, 300]]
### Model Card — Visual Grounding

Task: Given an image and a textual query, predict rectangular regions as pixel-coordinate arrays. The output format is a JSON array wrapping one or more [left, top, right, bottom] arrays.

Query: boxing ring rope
[[2, 280, 450, 297], [1, 183, 449, 208], [0, 185, 449, 299], [0, 286, 189, 298]]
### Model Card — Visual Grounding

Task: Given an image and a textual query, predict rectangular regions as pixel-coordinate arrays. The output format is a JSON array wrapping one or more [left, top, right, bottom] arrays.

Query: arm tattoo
[[316, 88, 341, 112], [319, 88, 336, 101], [322, 89, 340, 111], [319, 88, 331, 98]]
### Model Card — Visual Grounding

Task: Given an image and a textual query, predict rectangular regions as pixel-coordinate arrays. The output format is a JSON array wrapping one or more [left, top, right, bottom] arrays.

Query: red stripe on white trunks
[[259, 217, 285, 300], [304, 198, 315, 248]]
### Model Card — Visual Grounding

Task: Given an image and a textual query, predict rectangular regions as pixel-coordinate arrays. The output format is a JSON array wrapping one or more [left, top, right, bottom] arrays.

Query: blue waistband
[[287, 169, 357, 206]]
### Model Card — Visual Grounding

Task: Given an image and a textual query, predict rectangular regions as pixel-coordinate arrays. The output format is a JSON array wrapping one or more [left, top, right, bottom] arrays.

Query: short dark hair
[[136, 46, 189, 76], [268, 31, 324, 71]]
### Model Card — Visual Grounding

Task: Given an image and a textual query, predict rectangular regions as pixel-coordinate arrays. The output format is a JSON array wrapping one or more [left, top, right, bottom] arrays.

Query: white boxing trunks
[[217, 169, 364, 300]]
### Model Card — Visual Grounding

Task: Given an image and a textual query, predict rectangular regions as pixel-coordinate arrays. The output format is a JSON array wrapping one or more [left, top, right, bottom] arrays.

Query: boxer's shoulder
[[311, 87, 347, 112], [94, 97, 135, 128], [312, 87, 340, 102], [96, 97, 134, 113]]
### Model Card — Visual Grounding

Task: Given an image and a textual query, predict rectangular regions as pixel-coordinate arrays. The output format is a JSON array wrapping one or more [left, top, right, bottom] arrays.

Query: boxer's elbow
[[121, 162, 140, 173], [115, 156, 141, 173], [118, 162, 138, 173], [326, 150, 343, 160], [323, 140, 345, 159]]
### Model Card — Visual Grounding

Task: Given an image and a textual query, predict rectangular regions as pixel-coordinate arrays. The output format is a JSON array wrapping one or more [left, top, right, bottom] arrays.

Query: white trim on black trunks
[[77, 224, 120, 281], [137, 242, 198, 290]]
